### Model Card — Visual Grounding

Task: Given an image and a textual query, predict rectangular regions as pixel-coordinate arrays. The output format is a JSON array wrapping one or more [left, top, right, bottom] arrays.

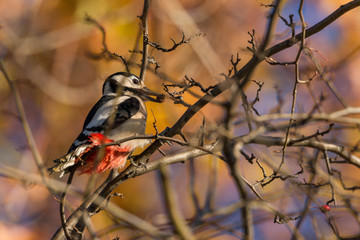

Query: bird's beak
[[140, 87, 165, 103]]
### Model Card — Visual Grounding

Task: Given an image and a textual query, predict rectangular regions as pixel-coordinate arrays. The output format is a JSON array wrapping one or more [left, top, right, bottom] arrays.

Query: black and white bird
[[49, 72, 164, 177]]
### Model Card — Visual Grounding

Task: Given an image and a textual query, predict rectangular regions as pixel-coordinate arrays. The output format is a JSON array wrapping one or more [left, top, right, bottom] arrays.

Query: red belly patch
[[76, 133, 132, 174]]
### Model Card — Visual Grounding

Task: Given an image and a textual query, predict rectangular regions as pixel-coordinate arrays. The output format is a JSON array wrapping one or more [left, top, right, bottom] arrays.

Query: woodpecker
[[49, 72, 164, 177]]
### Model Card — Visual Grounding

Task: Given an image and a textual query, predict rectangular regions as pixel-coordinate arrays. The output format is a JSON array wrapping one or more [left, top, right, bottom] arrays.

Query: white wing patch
[[85, 96, 131, 129]]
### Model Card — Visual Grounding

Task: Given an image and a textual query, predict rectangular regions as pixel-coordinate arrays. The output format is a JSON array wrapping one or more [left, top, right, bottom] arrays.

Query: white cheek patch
[[112, 74, 126, 83], [113, 74, 142, 89]]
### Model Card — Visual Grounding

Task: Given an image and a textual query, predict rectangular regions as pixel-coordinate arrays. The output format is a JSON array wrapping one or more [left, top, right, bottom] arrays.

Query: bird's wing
[[82, 95, 116, 130], [82, 96, 137, 130], [68, 96, 141, 152], [84, 96, 140, 131], [105, 96, 140, 130]]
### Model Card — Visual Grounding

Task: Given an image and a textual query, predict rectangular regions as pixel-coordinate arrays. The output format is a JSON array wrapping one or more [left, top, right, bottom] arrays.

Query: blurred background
[[1, 0, 360, 239]]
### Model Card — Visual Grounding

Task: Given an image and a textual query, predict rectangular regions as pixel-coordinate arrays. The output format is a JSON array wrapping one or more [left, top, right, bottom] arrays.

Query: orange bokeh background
[[1, 0, 360, 239]]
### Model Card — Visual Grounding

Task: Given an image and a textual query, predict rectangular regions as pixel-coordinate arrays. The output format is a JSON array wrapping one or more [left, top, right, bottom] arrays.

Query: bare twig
[[60, 170, 76, 240], [158, 164, 195, 239], [148, 32, 204, 52], [84, 15, 129, 72], [139, 0, 150, 80], [259, 0, 284, 52], [1, 61, 47, 179], [277, 0, 306, 174]]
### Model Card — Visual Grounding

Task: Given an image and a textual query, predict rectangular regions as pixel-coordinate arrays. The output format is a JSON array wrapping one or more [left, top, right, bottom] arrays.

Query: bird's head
[[102, 72, 165, 102]]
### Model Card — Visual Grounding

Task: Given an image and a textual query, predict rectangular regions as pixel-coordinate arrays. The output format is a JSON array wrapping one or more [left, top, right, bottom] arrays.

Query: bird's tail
[[48, 153, 77, 178]]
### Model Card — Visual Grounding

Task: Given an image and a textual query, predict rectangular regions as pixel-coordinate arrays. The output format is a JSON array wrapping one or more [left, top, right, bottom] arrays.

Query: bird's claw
[[158, 127, 172, 146], [129, 157, 147, 169]]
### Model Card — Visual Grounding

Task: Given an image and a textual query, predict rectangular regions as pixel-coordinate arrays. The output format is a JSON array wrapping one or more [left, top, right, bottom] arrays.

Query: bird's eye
[[132, 78, 140, 85]]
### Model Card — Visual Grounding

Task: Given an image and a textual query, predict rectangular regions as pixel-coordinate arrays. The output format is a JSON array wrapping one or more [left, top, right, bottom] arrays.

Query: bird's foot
[[158, 127, 172, 146], [129, 157, 147, 169]]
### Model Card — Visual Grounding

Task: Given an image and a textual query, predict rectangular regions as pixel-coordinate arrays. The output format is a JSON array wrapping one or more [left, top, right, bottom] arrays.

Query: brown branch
[[250, 80, 264, 116], [259, 0, 284, 52], [139, 0, 150, 80], [84, 15, 129, 72], [305, 46, 349, 108], [0, 61, 45, 176], [278, 0, 306, 174], [162, 76, 214, 106], [59, 170, 76, 240], [246, 135, 360, 168], [158, 164, 195, 239], [148, 32, 204, 52], [332, 169, 360, 191], [203, 157, 217, 212]]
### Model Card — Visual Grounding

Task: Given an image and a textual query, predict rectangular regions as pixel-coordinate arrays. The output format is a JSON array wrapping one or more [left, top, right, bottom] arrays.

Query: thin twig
[[139, 0, 150, 80], [148, 32, 204, 52], [60, 170, 76, 240], [85, 15, 129, 72], [0, 60, 49, 181], [277, 0, 306, 174], [158, 164, 195, 239], [204, 156, 217, 212], [259, 0, 284, 52]]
